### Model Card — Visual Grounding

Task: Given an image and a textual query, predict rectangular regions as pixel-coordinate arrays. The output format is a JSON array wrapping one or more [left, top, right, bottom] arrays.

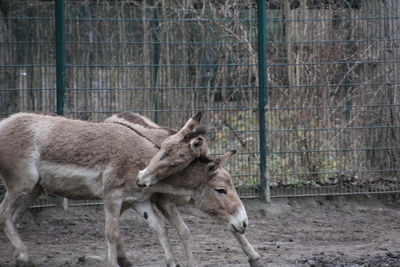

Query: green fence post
[[55, 0, 66, 116], [152, 6, 161, 123], [257, 0, 270, 202]]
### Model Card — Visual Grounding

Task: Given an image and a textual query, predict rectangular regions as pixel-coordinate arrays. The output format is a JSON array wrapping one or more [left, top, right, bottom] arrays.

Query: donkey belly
[[38, 161, 104, 200]]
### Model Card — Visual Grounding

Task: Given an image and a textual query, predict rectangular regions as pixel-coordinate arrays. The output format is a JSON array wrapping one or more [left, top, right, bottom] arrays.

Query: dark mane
[[117, 112, 154, 129], [117, 112, 178, 135], [111, 122, 161, 150]]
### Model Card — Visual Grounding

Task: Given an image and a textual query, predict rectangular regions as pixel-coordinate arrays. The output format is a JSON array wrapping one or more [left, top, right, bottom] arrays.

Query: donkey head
[[195, 150, 249, 234], [137, 112, 208, 187]]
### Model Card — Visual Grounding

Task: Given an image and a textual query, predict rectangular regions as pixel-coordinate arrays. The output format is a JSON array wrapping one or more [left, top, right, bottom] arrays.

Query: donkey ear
[[177, 112, 202, 136], [215, 150, 237, 165], [206, 161, 219, 174]]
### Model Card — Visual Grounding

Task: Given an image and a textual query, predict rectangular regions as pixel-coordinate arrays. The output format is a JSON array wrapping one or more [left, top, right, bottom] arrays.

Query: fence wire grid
[[0, 0, 399, 204]]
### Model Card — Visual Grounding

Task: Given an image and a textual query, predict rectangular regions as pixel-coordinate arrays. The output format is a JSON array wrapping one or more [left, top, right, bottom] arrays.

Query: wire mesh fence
[[0, 0, 399, 204], [266, 0, 400, 197]]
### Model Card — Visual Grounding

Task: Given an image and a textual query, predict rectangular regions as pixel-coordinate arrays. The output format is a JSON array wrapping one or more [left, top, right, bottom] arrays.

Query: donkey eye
[[179, 153, 185, 158], [215, 188, 227, 194]]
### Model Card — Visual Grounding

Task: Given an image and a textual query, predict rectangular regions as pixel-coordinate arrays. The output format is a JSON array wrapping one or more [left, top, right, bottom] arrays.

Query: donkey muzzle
[[136, 181, 148, 188], [137, 169, 155, 187], [229, 205, 248, 234]]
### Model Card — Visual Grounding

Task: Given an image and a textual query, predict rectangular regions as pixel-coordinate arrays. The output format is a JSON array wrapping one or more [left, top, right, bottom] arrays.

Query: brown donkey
[[106, 112, 262, 267], [0, 112, 261, 267], [0, 112, 206, 267]]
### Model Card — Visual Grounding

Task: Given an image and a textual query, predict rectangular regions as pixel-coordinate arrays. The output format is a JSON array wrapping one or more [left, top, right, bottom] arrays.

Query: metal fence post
[[55, 0, 68, 210], [257, 0, 270, 202], [55, 0, 66, 116], [152, 6, 161, 123]]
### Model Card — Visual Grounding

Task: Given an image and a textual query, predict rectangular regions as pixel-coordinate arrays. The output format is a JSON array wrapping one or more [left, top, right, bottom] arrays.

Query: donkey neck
[[110, 118, 210, 190], [162, 156, 213, 190], [110, 121, 175, 150], [111, 119, 204, 171]]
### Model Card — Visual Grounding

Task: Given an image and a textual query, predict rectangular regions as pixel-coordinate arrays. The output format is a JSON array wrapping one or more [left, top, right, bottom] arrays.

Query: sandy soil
[[0, 195, 399, 267]]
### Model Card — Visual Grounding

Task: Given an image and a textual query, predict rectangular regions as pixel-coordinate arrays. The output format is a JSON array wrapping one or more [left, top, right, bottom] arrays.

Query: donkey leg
[[103, 195, 123, 267], [156, 201, 196, 267], [0, 192, 35, 267], [133, 201, 179, 267], [12, 185, 43, 224], [116, 238, 132, 267], [231, 232, 262, 267], [116, 204, 133, 267]]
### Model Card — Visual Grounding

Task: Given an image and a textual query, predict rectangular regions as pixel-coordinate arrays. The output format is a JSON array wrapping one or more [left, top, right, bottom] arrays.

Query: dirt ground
[[0, 195, 399, 267]]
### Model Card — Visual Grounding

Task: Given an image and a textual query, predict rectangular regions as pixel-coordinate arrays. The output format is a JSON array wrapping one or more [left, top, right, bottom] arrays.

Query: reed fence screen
[[0, 0, 399, 201]]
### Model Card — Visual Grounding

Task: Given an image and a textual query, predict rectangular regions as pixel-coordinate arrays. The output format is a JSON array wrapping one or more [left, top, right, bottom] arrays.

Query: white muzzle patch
[[228, 205, 248, 234], [137, 169, 155, 187]]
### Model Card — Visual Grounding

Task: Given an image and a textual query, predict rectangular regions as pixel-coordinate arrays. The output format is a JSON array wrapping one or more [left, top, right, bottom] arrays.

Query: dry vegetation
[[0, 0, 399, 194]]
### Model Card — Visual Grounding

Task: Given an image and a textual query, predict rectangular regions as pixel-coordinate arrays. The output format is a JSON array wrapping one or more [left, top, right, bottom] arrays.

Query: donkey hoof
[[248, 257, 263, 267], [117, 256, 133, 267], [16, 259, 35, 267]]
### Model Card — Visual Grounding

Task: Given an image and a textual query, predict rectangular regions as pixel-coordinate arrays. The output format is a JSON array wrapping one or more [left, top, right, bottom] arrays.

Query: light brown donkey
[[0, 112, 207, 267], [106, 112, 262, 267], [136, 112, 208, 187]]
